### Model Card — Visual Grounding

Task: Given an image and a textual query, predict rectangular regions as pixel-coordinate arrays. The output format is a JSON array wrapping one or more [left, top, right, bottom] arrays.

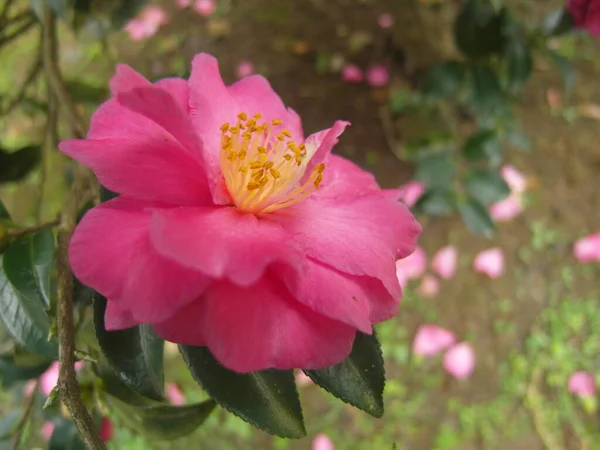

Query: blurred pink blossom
[[490, 194, 523, 222], [41, 422, 54, 441], [473, 248, 504, 279], [417, 274, 440, 297], [124, 6, 168, 41], [568, 371, 596, 397], [395, 246, 427, 281], [443, 342, 475, 379], [412, 325, 455, 357], [341, 64, 363, 83], [366, 65, 390, 87], [295, 369, 313, 387], [312, 433, 335, 450], [378, 13, 394, 29], [167, 383, 186, 405], [397, 181, 425, 208], [40, 361, 85, 396], [194, 0, 217, 16], [573, 232, 600, 263], [236, 60, 254, 79], [432, 245, 458, 280], [176, 0, 191, 7], [501, 165, 526, 193], [23, 379, 36, 397], [100, 417, 114, 442]]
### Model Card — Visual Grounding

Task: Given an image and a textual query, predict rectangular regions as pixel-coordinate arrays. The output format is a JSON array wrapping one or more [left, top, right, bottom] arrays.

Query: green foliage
[[458, 197, 495, 237], [48, 417, 86, 450], [462, 169, 510, 206], [0, 146, 41, 184], [454, 0, 505, 59]]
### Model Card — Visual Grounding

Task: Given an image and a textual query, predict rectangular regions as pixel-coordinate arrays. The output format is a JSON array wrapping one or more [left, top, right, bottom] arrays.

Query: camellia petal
[[412, 325, 455, 357], [432, 245, 458, 280], [573, 232, 600, 262], [568, 371, 597, 397], [312, 433, 335, 450], [473, 247, 505, 279], [104, 301, 138, 331], [443, 342, 476, 379], [395, 246, 427, 280]]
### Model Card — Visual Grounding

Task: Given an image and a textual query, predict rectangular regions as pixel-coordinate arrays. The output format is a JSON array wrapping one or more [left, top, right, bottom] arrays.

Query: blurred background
[[1, 0, 600, 448]]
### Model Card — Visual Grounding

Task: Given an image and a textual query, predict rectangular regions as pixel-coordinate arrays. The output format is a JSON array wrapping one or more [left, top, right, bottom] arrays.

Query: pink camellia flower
[[568, 0, 600, 37], [124, 6, 168, 41], [395, 246, 426, 281], [41, 421, 54, 441], [60, 53, 421, 373], [489, 194, 523, 222], [40, 361, 85, 396], [366, 65, 390, 87], [501, 165, 526, 194], [432, 245, 457, 280], [568, 371, 597, 397], [378, 13, 394, 29], [100, 417, 113, 442], [443, 342, 475, 379], [412, 325, 455, 357], [194, 0, 217, 16], [312, 433, 335, 450], [236, 60, 254, 79], [416, 274, 439, 297], [573, 232, 600, 262], [341, 64, 363, 83], [167, 383, 186, 405], [473, 248, 504, 279], [397, 181, 425, 208]]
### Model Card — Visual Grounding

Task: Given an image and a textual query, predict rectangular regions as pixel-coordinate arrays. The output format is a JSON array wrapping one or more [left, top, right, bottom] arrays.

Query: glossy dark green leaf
[[49, 418, 86, 450], [108, 395, 217, 440], [0, 354, 51, 388], [304, 331, 385, 417], [421, 61, 467, 99], [179, 345, 305, 438], [454, 0, 505, 59], [99, 185, 118, 202], [470, 66, 505, 114], [414, 188, 457, 216], [463, 130, 503, 167], [414, 151, 456, 189], [95, 357, 160, 407], [0, 146, 41, 184], [0, 255, 58, 359], [540, 8, 574, 37], [2, 229, 54, 308], [93, 296, 165, 401], [544, 49, 574, 95], [65, 80, 108, 104], [458, 198, 495, 237], [505, 39, 532, 92], [462, 169, 510, 206]]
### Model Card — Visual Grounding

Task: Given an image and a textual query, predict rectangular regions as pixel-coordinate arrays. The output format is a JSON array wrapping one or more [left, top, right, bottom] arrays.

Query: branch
[[0, 0, 16, 27], [0, 14, 36, 47], [7, 217, 60, 238], [10, 380, 38, 450], [1, 43, 42, 116]]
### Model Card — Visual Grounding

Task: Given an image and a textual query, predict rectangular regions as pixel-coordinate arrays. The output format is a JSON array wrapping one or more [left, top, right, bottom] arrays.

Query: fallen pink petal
[[366, 65, 390, 87], [473, 247, 504, 279], [568, 371, 597, 397], [397, 181, 425, 208], [573, 232, 600, 263], [412, 325, 455, 358], [489, 194, 523, 222], [395, 246, 427, 281], [312, 433, 335, 450], [167, 382, 186, 405], [432, 245, 458, 280], [378, 13, 394, 29], [416, 274, 440, 297], [194, 0, 217, 17], [443, 342, 475, 379], [341, 64, 363, 83], [236, 60, 254, 79]]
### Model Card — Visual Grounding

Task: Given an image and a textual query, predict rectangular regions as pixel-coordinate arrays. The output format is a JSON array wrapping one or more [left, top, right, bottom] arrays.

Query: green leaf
[[543, 49, 574, 95], [0, 354, 51, 388], [95, 357, 160, 407], [0, 146, 41, 184], [49, 418, 86, 450], [179, 345, 305, 438], [421, 61, 467, 99], [304, 331, 385, 417], [462, 169, 510, 206], [454, 0, 505, 59], [108, 395, 217, 440], [540, 8, 574, 37], [0, 409, 22, 443], [65, 80, 108, 104], [470, 66, 505, 114], [99, 185, 118, 202], [414, 151, 456, 189], [0, 255, 58, 359], [458, 198, 495, 237], [93, 296, 165, 401], [414, 188, 457, 216], [463, 129, 503, 167], [505, 38, 532, 92], [0, 200, 9, 220], [2, 229, 54, 308]]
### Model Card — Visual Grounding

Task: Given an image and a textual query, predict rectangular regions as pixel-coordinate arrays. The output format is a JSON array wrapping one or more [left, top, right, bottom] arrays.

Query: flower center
[[219, 112, 325, 214]]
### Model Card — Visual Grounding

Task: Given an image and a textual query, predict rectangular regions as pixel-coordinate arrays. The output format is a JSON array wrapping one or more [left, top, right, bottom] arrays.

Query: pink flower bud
[[412, 325, 455, 357], [443, 342, 475, 379], [416, 274, 439, 297], [432, 245, 458, 280], [341, 64, 363, 83], [473, 248, 504, 279]]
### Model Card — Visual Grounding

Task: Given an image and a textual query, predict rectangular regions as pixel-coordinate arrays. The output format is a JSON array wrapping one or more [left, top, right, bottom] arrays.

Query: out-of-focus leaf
[[49, 417, 86, 450], [65, 80, 108, 104], [0, 146, 41, 183], [421, 61, 467, 99], [0, 255, 58, 359], [454, 0, 505, 59], [305, 331, 384, 417], [544, 49, 574, 95], [0, 201, 10, 220], [29, 0, 70, 22], [458, 198, 495, 237], [414, 188, 457, 216], [3, 229, 54, 308], [462, 169, 510, 206], [470, 66, 505, 114], [0, 409, 22, 441], [503, 126, 532, 152], [0, 353, 51, 388], [414, 151, 456, 189], [463, 129, 503, 167], [541, 8, 574, 37], [180, 345, 306, 438], [93, 296, 165, 401], [505, 38, 532, 92]]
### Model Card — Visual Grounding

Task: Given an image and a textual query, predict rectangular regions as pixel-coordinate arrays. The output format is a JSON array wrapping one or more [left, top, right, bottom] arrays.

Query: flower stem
[[7, 217, 60, 238]]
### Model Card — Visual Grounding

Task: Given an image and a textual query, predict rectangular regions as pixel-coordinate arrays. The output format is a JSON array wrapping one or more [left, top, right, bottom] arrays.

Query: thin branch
[[10, 380, 38, 450], [7, 216, 60, 238], [0, 0, 16, 27], [2, 44, 43, 116], [0, 15, 36, 47]]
